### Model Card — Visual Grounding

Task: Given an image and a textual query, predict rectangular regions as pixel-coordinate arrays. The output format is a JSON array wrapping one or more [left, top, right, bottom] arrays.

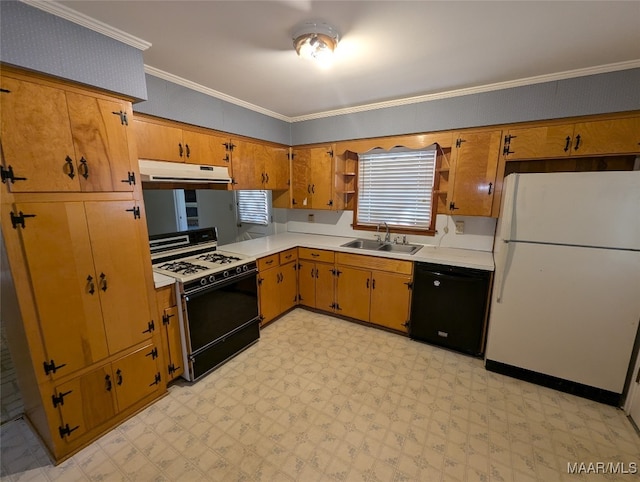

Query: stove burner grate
[[196, 253, 241, 264], [158, 261, 209, 275]]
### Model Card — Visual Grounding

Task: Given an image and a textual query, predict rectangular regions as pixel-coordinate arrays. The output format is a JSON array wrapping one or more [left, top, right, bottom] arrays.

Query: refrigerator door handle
[[494, 240, 513, 303]]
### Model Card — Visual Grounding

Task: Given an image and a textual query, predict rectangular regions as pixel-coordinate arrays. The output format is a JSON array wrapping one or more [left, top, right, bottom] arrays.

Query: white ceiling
[[51, 0, 640, 121]]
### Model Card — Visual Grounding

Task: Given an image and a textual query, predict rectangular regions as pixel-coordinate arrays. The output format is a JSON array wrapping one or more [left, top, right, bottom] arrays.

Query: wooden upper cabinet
[[85, 201, 153, 355], [502, 115, 640, 160], [291, 146, 334, 209], [502, 124, 575, 160], [66, 92, 134, 192], [132, 119, 184, 162], [0, 77, 80, 192], [571, 117, 640, 156], [232, 140, 289, 190], [0, 76, 135, 193], [448, 130, 502, 217], [181, 130, 230, 167], [13, 201, 109, 380]]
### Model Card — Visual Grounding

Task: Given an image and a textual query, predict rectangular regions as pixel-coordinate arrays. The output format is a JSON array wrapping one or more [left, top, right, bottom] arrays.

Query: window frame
[[352, 146, 440, 236]]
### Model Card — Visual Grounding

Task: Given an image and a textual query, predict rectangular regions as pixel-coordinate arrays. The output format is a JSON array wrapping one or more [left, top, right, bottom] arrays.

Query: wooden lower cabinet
[[257, 249, 298, 325], [335, 253, 414, 333], [156, 285, 184, 382], [52, 343, 161, 446], [298, 261, 335, 311]]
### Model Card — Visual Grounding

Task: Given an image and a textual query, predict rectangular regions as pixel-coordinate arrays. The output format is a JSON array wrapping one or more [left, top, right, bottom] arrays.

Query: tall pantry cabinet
[[0, 67, 165, 463]]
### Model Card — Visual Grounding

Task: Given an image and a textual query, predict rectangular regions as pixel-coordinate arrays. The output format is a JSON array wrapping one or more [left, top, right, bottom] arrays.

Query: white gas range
[[149, 228, 260, 381]]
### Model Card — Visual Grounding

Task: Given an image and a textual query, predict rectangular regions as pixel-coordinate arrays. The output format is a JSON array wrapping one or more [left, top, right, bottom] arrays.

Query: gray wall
[[135, 74, 291, 145], [291, 68, 640, 145], [0, 1, 147, 101]]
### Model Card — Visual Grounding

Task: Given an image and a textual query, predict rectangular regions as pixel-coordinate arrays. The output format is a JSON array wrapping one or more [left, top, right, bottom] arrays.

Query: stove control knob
[[200, 278, 207, 286], [242, 265, 248, 272], [208, 275, 215, 283], [223, 270, 229, 278], [236, 267, 242, 274]]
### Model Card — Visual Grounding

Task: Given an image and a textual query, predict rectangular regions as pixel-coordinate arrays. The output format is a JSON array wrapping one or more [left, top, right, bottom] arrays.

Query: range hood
[[139, 160, 232, 184]]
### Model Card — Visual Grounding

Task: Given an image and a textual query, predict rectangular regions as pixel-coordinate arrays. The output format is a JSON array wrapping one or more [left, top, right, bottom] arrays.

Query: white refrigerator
[[485, 171, 640, 402]]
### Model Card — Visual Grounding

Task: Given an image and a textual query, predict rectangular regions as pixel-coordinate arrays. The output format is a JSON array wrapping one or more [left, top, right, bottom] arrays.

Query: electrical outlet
[[455, 221, 464, 234], [308, 213, 315, 223]]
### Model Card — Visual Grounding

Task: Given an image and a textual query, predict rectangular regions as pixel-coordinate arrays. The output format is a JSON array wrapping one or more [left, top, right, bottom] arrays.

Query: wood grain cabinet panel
[[369, 272, 412, 333], [111, 344, 162, 412], [298, 260, 335, 312], [257, 252, 299, 325], [447, 130, 502, 217], [571, 117, 640, 155], [132, 119, 184, 162], [231, 140, 289, 190], [181, 130, 229, 167], [335, 266, 371, 321], [291, 147, 334, 209], [0, 76, 135, 193]]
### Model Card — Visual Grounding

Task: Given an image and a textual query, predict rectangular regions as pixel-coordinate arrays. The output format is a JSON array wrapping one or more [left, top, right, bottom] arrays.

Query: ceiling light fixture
[[293, 22, 340, 64]]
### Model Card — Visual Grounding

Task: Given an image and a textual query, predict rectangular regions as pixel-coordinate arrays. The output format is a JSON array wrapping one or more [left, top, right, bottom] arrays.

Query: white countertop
[[153, 233, 494, 288], [221, 233, 495, 271], [153, 271, 177, 289]]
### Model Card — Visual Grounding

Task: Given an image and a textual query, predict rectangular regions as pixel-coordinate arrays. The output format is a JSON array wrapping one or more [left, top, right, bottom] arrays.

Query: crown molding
[[289, 59, 640, 122], [143, 66, 291, 122], [20, 0, 151, 51]]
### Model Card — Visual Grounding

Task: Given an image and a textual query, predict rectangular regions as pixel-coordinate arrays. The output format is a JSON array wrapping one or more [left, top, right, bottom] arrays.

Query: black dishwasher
[[410, 262, 491, 356]]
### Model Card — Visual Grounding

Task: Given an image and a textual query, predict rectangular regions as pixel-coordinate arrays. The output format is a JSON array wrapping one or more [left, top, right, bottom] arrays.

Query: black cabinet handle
[[116, 369, 123, 386], [574, 134, 581, 151], [564, 136, 571, 152], [64, 156, 75, 179], [261, 173, 265, 184], [86, 275, 95, 295], [372, 279, 376, 289], [488, 182, 493, 195], [178, 143, 184, 157], [366, 278, 370, 289], [185, 144, 190, 158], [99, 273, 107, 292], [311, 253, 320, 257], [265, 173, 269, 184], [311, 184, 315, 194], [307, 184, 311, 193], [78, 157, 89, 179], [105, 375, 112, 391]]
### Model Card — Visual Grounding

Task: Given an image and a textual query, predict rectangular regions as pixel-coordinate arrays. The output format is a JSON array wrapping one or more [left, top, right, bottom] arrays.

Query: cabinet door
[[291, 149, 311, 208], [85, 201, 153, 355], [279, 262, 298, 313], [310, 147, 334, 209], [132, 119, 184, 162], [231, 139, 265, 190], [182, 130, 230, 167], [449, 130, 501, 216], [66, 92, 134, 192], [315, 262, 336, 312], [54, 365, 117, 443], [112, 344, 161, 412], [0, 77, 81, 192], [503, 124, 575, 160], [265, 147, 290, 190], [163, 306, 184, 381], [370, 272, 412, 333], [14, 202, 108, 378], [572, 117, 640, 156], [297, 261, 316, 307], [336, 266, 370, 321], [258, 267, 280, 324]]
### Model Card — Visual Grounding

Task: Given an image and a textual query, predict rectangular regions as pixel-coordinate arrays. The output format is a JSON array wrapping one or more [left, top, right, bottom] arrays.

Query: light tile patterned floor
[[1, 309, 639, 481]]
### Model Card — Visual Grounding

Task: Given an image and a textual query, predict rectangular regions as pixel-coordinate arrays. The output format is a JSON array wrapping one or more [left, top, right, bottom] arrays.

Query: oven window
[[185, 274, 258, 353]]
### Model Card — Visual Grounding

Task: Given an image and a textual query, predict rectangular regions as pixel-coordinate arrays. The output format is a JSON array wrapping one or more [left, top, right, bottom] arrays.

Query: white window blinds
[[236, 190, 269, 226], [357, 147, 437, 230]]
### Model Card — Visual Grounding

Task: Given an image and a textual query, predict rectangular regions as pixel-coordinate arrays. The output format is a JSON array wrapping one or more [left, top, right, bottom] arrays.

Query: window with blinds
[[356, 147, 437, 231], [236, 190, 269, 226]]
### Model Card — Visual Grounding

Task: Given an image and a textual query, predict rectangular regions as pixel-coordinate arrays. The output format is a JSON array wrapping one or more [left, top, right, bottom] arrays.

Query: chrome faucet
[[383, 222, 391, 243]]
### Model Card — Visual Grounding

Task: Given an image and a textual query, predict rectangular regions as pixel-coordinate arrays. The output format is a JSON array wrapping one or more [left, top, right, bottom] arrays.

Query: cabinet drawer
[[336, 252, 413, 275], [258, 254, 279, 271], [298, 248, 335, 263], [279, 248, 298, 264]]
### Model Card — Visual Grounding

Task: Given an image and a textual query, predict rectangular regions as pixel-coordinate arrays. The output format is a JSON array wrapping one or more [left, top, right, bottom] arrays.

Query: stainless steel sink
[[341, 238, 423, 255], [341, 239, 384, 250], [377, 243, 423, 255]]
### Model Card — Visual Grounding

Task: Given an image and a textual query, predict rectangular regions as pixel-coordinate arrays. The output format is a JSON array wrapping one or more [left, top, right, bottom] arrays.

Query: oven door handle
[[183, 269, 257, 299]]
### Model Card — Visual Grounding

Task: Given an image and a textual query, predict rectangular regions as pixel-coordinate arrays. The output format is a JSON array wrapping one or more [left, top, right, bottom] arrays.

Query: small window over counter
[[355, 145, 438, 235], [236, 190, 269, 226]]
